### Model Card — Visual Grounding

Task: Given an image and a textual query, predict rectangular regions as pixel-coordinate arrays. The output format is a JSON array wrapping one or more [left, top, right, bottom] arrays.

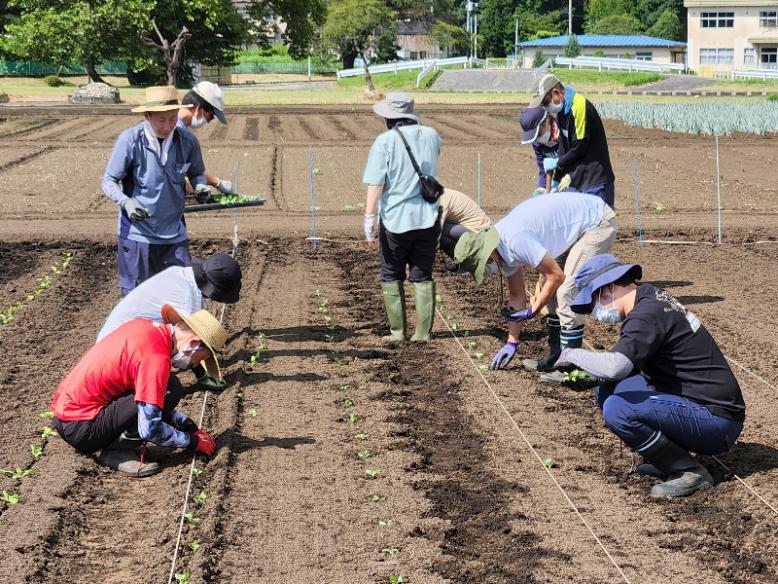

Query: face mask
[[190, 116, 208, 129], [171, 342, 204, 370], [536, 129, 557, 147], [545, 100, 563, 116], [592, 287, 622, 324], [483, 260, 500, 278]]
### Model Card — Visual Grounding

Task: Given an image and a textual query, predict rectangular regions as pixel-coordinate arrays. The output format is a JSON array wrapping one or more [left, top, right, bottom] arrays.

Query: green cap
[[453, 226, 500, 285]]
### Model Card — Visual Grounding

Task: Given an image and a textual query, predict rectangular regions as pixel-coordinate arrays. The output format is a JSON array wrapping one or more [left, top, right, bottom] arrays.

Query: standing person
[[554, 254, 745, 497], [102, 86, 210, 296], [51, 306, 227, 477], [519, 106, 561, 194], [453, 192, 617, 373], [529, 74, 615, 207], [177, 81, 238, 196], [363, 92, 442, 342], [438, 188, 491, 260]]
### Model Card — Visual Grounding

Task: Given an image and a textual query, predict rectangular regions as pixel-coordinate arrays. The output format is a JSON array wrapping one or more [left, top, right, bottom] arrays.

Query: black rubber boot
[[381, 281, 407, 341], [640, 433, 714, 498], [635, 463, 667, 479], [108, 430, 144, 450], [522, 316, 561, 372]]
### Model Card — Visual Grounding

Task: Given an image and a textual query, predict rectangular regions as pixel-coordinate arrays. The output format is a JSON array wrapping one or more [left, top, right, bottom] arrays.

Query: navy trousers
[[118, 237, 191, 296], [568, 181, 615, 209], [440, 223, 468, 260], [595, 375, 743, 455]]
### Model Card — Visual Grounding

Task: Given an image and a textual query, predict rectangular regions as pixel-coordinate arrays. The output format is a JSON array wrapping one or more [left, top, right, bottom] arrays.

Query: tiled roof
[[519, 35, 686, 48]]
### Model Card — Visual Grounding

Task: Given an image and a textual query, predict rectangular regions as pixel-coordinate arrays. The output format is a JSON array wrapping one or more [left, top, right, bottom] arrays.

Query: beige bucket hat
[[131, 86, 192, 113], [162, 304, 227, 381], [373, 91, 421, 122]]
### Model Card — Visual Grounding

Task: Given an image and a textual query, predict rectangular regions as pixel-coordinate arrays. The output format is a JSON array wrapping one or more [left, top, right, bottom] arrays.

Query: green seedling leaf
[[39, 411, 54, 419], [336, 383, 350, 392], [312, 167, 321, 175], [383, 547, 400, 556], [369, 494, 384, 503], [365, 468, 379, 479], [192, 468, 203, 477], [190, 539, 201, 552], [378, 519, 395, 527], [478, 364, 490, 371], [2, 467, 34, 479], [562, 370, 590, 382], [435, 294, 443, 304], [30, 445, 43, 460], [342, 398, 354, 408], [465, 340, 477, 349], [257, 332, 267, 339], [324, 334, 335, 343], [41, 426, 57, 439], [337, 370, 350, 378], [183, 512, 200, 525], [354, 433, 369, 441], [344, 204, 356, 211], [348, 413, 359, 424], [193, 490, 207, 504], [357, 449, 373, 459], [388, 576, 406, 584], [473, 352, 485, 360], [450, 322, 458, 330], [313, 289, 323, 298], [1, 490, 19, 505], [174, 572, 191, 584], [323, 315, 333, 323], [654, 202, 666, 213], [543, 458, 556, 469], [248, 408, 257, 417]]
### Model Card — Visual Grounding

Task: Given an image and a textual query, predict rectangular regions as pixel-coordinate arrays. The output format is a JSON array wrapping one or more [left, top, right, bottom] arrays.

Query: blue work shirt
[[102, 122, 206, 245], [362, 125, 441, 234]]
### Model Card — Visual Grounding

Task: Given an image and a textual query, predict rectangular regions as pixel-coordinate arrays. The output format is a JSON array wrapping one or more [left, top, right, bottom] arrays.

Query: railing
[[484, 57, 521, 69], [337, 55, 473, 79], [554, 56, 685, 74], [0, 60, 127, 76], [728, 68, 778, 80]]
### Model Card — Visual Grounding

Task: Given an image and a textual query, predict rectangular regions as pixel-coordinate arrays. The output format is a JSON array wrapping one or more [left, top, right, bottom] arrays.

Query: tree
[[3, 0, 148, 82], [585, 0, 632, 29], [245, 0, 327, 60], [428, 22, 470, 56], [322, 0, 396, 94], [479, 0, 516, 57], [565, 34, 581, 57], [532, 49, 546, 67], [588, 13, 644, 35], [647, 9, 681, 40], [515, 9, 564, 41]]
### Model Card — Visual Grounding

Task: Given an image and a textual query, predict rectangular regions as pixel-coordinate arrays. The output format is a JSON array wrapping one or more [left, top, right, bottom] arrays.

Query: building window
[[700, 11, 734, 27], [635, 52, 653, 61], [761, 48, 778, 69], [700, 48, 734, 64], [760, 11, 778, 27], [744, 48, 756, 65]]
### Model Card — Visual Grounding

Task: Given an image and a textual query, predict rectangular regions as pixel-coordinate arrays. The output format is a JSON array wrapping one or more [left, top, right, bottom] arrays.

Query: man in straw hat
[[363, 91, 442, 342], [51, 305, 226, 476], [552, 253, 745, 497], [102, 86, 210, 296], [454, 191, 616, 374]]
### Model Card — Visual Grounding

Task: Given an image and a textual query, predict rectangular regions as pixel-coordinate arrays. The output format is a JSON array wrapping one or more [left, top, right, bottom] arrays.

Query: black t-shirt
[[613, 283, 745, 421]]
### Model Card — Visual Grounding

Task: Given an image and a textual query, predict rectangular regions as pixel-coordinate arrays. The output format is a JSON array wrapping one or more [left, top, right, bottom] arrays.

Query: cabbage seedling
[[324, 334, 335, 343], [342, 398, 354, 408], [30, 445, 43, 460], [174, 572, 191, 584], [190, 540, 201, 552], [357, 450, 373, 459], [382, 547, 400, 556], [543, 458, 556, 469], [354, 433, 369, 441], [193, 490, 207, 504], [365, 468, 379, 479], [465, 340, 477, 350], [369, 494, 384, 503], [378, 519, 395, 527], [41, 426, 57, 439], [183, 512, 200, 525], [248, 408, 257, 417], [348, 413, 359, 424], [1, 490, 19, 505], [389, 576, 406, 584], [337, 371, 350, 378], [478, 364, 490, 371], [562, 370, 590, 382], [2, 468, 34, 479], [336, 383, 350, 392], [474, 352, 485, 360], [39, 411, 54, 419], [192, 468, 203, 477]]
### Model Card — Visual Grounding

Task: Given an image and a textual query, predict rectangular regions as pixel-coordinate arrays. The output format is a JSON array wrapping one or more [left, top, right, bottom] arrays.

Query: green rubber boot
[[410, 281, 435, 342], [381, 281, 407, 341]]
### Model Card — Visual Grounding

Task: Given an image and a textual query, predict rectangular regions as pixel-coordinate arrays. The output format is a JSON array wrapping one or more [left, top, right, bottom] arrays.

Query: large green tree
[[245, 0, 327, 59], [429, 21, 470, 55], [479, 0, 517, 57], [647, 9, 681, 40], [584, 0, 632, 31], [587, 13, 644, 35]]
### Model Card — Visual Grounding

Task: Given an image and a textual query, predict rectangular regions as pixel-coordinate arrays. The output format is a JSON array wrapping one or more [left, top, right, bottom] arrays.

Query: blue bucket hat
[[571, 254, 642, 314], [519, 106, 548, 144]]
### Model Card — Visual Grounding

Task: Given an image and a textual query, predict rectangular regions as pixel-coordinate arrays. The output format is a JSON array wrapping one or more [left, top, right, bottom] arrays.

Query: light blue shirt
[[102, 122, 206, 245], [495, 192, 606, 273], [362, 125, 441, 234]]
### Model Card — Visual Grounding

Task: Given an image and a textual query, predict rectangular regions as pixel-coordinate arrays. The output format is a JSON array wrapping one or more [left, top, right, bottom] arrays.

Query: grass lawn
[[552, 68, 661, 90]]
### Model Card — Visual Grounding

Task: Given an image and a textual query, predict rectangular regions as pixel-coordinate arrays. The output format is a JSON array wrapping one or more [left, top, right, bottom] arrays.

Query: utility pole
[[474, 4, 479, 59], [568, 0, 573, 36], [466, 1, 473, 62], [514, 16, 519, 63]]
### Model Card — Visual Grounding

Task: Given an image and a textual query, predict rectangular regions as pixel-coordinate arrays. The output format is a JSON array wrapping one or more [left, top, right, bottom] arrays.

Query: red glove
[[189, 429, 216, 458]]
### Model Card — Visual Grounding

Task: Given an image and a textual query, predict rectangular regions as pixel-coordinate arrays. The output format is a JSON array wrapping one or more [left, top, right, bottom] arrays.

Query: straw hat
[[131, 86, 192, 113], [161, 304, 227, 381]]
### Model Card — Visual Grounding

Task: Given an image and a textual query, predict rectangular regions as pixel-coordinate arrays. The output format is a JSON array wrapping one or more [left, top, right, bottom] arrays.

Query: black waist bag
[[394, 128, 444, 204]]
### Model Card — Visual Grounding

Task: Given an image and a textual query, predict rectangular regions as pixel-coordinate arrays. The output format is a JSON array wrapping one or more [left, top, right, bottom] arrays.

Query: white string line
[[435, 308, 633, 584], [167, 224, 240, 584], [725, 356, 778, 393]]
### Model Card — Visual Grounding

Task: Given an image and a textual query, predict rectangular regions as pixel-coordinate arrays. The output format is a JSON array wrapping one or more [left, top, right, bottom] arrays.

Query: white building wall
[[521, 46, 673, 68]]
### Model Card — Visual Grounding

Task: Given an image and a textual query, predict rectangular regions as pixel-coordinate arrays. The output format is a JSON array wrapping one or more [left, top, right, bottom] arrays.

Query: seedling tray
[[184, 198, 266, 213]]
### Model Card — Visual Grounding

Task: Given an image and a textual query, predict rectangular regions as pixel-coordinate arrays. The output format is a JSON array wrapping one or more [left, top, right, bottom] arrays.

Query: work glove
[[542, 157, 558, 172], [491, 341, 518, 370], [121, 198, 149, 223], [196, 373, 227, 390], [177, 416, 199, 434], [500, 305, 534, 323], [557, 174, 572, 192], [363, 213, 378, 242], [194, 183, 212, 204], [216, 178, 237, 195], [188, 429, 216, 458]]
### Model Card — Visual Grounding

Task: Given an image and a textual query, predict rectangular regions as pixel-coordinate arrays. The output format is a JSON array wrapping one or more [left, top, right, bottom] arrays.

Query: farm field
[[0, 106, 777, 583]]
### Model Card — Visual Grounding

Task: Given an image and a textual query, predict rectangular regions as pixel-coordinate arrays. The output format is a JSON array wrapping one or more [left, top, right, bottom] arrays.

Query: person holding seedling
[[177, 81, 239, 197], [51, 306, 226, 477], [102, 85, 210, 297], [519, 106, 562, 195], [552, 253, 745, 498], [438, 188, 491, 261], [453, 192, 617, 373], [528, 74, 615, 207], [363, 92, 442, 342], [97, 252, 242, 390]]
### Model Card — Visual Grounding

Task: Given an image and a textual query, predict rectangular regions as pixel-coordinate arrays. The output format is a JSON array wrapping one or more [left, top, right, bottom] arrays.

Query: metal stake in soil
[[476, 151, 481, 207], [715, 135, 722, 244], [631, 159, 644, 246], [308, 146, 318, 250]]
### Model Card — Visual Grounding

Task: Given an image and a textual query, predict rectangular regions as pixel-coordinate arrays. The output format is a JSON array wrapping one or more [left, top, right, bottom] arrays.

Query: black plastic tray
[[184, 198, 266, 213]]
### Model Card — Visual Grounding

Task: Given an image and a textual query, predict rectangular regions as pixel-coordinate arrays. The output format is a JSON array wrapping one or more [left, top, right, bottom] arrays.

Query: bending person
[[555, 254, 745, 498], [519, 106, 560, 195], [51, 306, 226, 477], [362, 92, 442, 342], [438, 188, 490, 260]]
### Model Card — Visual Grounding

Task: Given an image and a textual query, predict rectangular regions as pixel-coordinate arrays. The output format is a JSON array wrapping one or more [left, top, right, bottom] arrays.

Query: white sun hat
[[193, 81, 227, 125]]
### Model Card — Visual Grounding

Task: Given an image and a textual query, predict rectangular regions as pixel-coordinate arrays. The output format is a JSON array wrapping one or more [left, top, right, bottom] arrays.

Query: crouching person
[[554, 254, 745, 497], [50, 305, 226, 477], [438, 188, 491, 261]]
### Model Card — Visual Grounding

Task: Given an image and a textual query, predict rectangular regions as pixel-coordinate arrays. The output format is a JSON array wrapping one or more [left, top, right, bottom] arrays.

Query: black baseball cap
[[192, 253, 242, 303]]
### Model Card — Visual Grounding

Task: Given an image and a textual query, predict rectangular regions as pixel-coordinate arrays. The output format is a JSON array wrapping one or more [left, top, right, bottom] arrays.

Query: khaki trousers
[[547, 206, 618, 330]]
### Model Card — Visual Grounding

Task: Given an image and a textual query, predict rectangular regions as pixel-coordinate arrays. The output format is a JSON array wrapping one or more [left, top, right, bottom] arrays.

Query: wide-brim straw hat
[[131, 85, 192, 113], [161, 304, 227, 381], [373, 91, 421, 122]]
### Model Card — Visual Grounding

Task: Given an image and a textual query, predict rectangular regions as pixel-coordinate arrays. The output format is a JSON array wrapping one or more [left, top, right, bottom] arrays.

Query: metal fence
[[0, 60, 127, 76], [726, 69, 778, 80], [232, 61, 337, 75], [337, 56, 476, 79], [554, 56, 685, 74]]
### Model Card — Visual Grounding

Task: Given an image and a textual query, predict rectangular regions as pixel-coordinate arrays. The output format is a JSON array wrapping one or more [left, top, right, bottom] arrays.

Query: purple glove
[[501, 305, 534, 322], [491, 341, 518, 370]]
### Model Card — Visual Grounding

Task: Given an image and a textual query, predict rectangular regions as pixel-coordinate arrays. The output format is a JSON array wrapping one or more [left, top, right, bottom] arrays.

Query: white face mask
[[592, 289, 621, 324], [536, 129, 557, 147], [190, 116, 208, 129], [171, 342, 204, 370], [545, 101, 563, 116]]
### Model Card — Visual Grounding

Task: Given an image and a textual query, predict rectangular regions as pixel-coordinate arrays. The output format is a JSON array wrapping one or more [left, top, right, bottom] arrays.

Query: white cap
[[193, 81, 227, 125]]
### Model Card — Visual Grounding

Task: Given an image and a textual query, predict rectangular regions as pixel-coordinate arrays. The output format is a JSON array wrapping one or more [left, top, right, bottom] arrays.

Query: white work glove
[[121, 198, 149, 223], [363, 213, 378, 242], [194, 183, 212, 204], [558, 174, 572, 192], [216, 178, 237, 195]]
